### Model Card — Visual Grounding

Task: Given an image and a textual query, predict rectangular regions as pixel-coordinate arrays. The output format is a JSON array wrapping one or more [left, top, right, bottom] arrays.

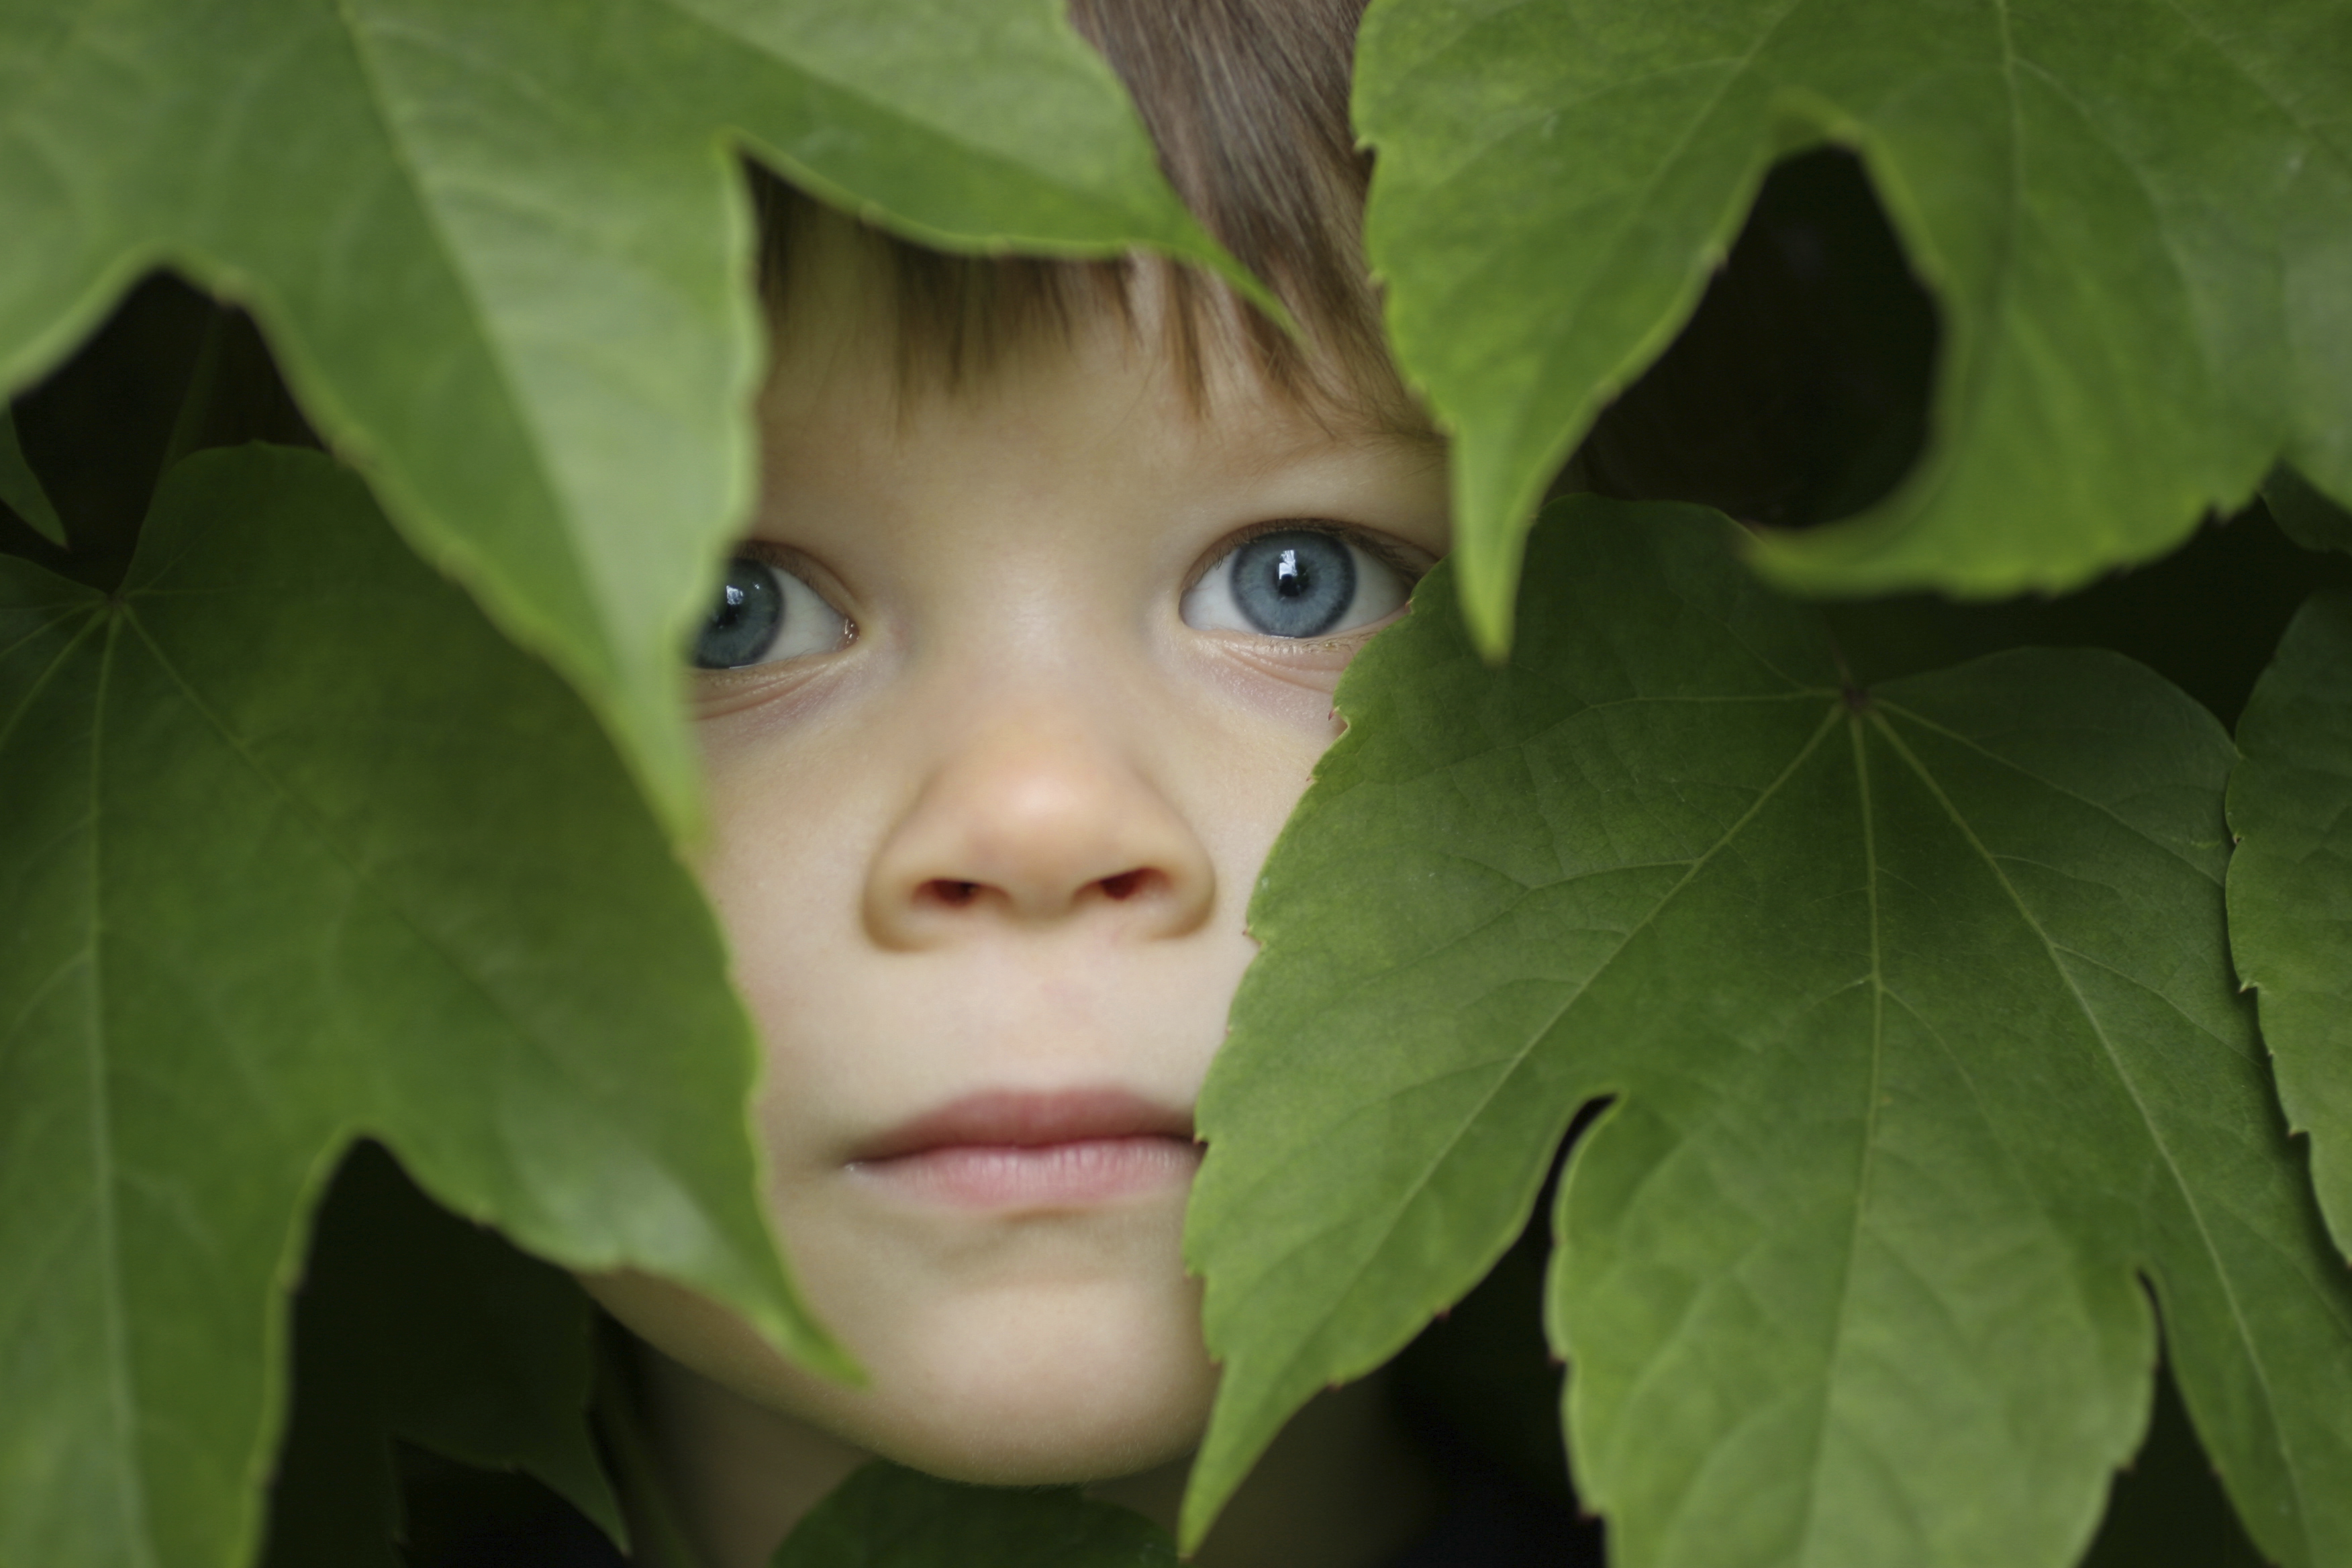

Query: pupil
[[1231, 530, 1355, 638], [691, 558, 784, 669]]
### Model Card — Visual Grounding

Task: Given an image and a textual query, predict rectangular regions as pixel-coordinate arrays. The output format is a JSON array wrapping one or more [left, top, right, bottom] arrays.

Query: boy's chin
[[586, 1265, 1219, 1487], [850, 1348, 1216, 1487]]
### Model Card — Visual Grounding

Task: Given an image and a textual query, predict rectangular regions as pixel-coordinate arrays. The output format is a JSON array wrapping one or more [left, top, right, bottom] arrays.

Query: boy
[[583, 4, 1467, 1561]]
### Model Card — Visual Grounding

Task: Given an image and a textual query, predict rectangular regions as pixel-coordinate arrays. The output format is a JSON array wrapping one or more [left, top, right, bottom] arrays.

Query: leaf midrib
[[86, 612, 157, 1568], [323, 0, 608, 663], [1781, 717, 1890, 1568]]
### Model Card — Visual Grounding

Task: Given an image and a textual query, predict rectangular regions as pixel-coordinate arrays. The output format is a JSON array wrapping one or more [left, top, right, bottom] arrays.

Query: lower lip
[[850, 1135, 1201, 1209]]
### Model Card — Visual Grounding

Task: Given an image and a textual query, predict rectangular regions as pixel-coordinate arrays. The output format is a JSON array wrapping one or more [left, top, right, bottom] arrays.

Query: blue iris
[[692, 558, 783, 669], [1229, 530, 1356, 638]]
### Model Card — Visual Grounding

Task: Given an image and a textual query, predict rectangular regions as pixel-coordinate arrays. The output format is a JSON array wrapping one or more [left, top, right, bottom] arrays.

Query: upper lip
[[849, 1087, 1195, 1163]]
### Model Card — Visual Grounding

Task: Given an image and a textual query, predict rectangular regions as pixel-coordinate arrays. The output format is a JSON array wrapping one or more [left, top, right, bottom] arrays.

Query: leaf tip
[[1449, 548, 1518, 663]]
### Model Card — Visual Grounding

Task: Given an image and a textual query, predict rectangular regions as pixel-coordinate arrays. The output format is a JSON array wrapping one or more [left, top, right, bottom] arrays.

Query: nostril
[[1097, 869, 1150, 901], [905, 869, 1171, 919], [922, 879, 981, 908]]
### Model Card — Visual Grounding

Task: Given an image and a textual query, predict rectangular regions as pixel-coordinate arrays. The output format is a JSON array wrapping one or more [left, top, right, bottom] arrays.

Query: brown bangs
[[752, 0, 1426, 439]]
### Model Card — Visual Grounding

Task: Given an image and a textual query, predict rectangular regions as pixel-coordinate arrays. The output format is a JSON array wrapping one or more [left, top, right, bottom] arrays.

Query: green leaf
[[1355, 0, 2352, 652], [772, 1463, 1177, 1568], [0, 403, 64, 546], [2264, 465, 2352, 554], [0, 0, 1253, 834], [2227, 590, 2352, 1261], [260, 1142, 620, 1568], [1183, 496, 2352, 1566], [0, 445, 835, 1568]]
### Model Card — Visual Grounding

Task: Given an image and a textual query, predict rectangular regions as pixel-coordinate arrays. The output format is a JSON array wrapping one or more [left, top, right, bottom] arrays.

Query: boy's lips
[[846, 1088, 1199, 1209]]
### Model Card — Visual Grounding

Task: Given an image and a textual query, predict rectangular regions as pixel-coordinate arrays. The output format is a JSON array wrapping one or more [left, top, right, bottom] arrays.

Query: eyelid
[[734, 538, 859, 622], [1183, 518, 1432, 598]]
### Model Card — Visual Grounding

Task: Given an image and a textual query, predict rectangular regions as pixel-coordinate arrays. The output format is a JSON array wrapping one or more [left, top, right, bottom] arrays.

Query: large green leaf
[[1183, 497, 2352, 1566], [0, 0, 1251, 834], [2227, 591, 2352, 1261], [1356, 0, 2352, 652], [260, 1142, 619, 1568], [0, 445, 834, 1568], [773, 1464, 1176, 1568]]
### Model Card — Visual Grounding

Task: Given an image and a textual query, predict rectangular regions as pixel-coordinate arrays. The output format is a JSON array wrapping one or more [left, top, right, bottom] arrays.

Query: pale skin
[[587, 232, 1451, 1567]]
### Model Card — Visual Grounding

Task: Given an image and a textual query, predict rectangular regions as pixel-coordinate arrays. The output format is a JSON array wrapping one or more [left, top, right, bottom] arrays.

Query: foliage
[[0, 0, 1248, 834], [0, 446, 825, 1568], [2228, 592, 2352, 1255], [1, 0, 2349, 1566], [260, 1144, 620, 1568], [1357, 0, 2352, 650], [770, 1465, 1177, 1568], [1185, 499, 2352, 1566]]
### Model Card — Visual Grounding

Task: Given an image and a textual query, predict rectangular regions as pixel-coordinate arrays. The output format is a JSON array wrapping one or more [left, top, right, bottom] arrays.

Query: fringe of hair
[[752, 0, 1427, 440]]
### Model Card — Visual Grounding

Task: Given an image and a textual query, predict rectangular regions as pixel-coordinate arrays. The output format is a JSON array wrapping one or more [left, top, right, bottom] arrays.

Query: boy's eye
[[1181, 528, 1411, 639], [690, 555, 850, 670]]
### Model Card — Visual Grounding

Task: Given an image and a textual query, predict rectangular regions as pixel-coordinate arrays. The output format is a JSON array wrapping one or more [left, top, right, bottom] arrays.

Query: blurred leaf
[[1356, 0, 2352, 650], [0, 405, 64, 546], [0, 445, 834, 1568], [2264, 465, 2352, 554], [0, 0, 1252, 834], [773, 1464, 1175, 1568], [1183, 497, 2352, 1566], [2228, 590, 2352, 1260], [260, 1143, 620, 1568]]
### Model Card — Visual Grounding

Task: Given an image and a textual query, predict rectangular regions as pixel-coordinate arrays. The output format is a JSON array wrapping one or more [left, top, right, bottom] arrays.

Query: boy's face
[[589, 257, 1447, 1485]]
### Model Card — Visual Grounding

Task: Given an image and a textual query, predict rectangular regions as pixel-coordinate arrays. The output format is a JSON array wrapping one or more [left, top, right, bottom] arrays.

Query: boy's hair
[[753, 0, 1425, 438]]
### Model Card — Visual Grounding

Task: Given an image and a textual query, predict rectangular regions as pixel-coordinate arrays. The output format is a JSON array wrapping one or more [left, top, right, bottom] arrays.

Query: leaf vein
[[1867, 707, 2314, 1554], [1789, 716, 1890, 1565], [1235, 699, 1845, 1416], [84, 614, 154, 1565], [117, 612, 614, 1189], [1873, 696, 2220, 882]]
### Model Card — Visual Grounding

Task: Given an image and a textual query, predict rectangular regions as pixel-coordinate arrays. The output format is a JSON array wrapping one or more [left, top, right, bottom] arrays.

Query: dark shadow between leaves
[[3, 270, 318, 589], [1575, 147, 1939, 535]]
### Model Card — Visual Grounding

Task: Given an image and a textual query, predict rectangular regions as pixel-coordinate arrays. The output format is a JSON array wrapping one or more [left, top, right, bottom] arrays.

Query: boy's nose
[[862, 713, 1217, 948]]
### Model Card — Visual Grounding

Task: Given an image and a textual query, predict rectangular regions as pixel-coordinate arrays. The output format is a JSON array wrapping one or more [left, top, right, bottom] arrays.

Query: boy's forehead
[[764, 274, 1425, 477], [780, 366, 1439, 547], [759, 214, 1436, 460]]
